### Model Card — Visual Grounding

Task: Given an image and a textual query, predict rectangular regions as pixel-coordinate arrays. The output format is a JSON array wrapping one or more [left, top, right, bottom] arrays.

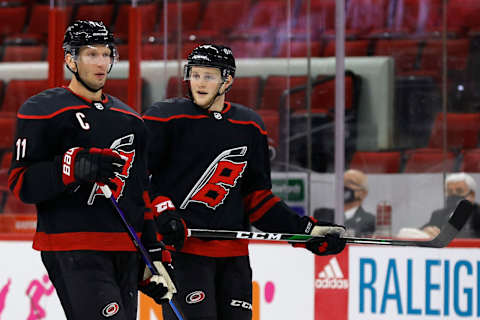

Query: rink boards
[[0, 239, 479, 319]]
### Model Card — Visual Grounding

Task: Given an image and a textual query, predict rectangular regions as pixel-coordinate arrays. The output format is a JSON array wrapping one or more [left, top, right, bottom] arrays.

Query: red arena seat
[[404, 148, 456, 173], [2, 79, 49, 113], [226, 77, 262, 108], [427, 112, 480, 149], [349, 151, 402, 173]]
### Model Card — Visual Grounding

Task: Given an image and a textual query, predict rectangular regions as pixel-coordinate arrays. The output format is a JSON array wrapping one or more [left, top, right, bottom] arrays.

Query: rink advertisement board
[[3, 239, 480, 320], [0, 241, 65, 320], [0, 240, 313, 320], [315, 245, 480, 320]]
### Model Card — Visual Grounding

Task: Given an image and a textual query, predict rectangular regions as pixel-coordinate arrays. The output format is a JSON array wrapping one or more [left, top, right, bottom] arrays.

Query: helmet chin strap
[[193, 80, 232, 111], [205, 82, 226, 111], [66, 62, 104, 94]]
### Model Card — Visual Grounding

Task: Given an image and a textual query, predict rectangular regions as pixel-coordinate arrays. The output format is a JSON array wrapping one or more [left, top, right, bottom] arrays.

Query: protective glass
[[184, 66, 224, 84], [76, 45, 117, 66]]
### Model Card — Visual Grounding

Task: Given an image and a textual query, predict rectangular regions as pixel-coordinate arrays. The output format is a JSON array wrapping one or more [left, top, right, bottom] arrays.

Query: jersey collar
[[63, 86, 109, 105]]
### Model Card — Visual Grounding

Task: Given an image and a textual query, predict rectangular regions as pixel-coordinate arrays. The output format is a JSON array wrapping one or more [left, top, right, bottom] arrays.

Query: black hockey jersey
[[8, 87, 152, 252], [143, 98, 310, 257]]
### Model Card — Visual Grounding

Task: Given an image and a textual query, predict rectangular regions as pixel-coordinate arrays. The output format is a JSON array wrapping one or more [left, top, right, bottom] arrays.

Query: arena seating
[[349, 151, 403, 173], [73, 3, 115, 27], [2, 44, 45, 62], [403, 148, 457, 172], [460, 149, 480, 172], [226, 77, 262, 108], [427, 112, 480, 150], [0, 115, 15, 150], [1, 79, 49, 113], [114, 2, 158, 37], [391, 0, 442, 37], [373, 39, 421, 74], [323, 40, 370, 57], [0, 0, 476, 178]]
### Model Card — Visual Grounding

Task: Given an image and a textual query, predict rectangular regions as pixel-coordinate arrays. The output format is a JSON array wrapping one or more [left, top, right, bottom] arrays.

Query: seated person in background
[[314, 169, 375, 236], [422, 172, 480, 238]]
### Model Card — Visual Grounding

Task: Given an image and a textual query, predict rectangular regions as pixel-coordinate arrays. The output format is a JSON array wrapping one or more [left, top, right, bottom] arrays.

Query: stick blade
[[418, 199, 474, 248], [448, 199, 474, 231]]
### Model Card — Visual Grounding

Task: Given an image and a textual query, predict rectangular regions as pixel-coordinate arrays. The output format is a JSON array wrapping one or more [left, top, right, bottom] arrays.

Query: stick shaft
[[188, 200, 473, 248], [99, 186, 184, 320]]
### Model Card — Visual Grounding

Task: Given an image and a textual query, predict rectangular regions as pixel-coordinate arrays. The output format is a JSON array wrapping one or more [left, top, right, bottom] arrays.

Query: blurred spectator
[[421, 172, 480, 238], [314, 169, 375, 236]]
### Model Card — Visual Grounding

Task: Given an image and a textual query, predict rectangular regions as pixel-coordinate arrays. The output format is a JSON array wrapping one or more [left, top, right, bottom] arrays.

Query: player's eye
[[205, 74, 215, 81]]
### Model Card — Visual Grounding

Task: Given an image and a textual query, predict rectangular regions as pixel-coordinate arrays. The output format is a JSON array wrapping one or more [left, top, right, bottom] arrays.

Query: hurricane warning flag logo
[[180, 146, 247, 210]]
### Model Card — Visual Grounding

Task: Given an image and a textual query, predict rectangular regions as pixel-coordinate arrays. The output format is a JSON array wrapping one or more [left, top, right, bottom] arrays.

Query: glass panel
[[0, 0, 477, 240]]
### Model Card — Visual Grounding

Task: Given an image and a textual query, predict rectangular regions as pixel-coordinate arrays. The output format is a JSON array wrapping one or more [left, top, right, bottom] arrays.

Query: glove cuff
[[61, 147, 83, 186]]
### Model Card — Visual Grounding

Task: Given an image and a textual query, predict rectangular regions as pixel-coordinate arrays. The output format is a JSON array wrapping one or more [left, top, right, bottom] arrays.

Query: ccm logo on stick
[[236, 232, 282, 240], [230, 299, 252, 310]]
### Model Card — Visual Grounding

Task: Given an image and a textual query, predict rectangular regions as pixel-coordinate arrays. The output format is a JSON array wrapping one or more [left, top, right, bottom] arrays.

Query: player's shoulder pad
[[18, 87, 81, 117], [228, 102, 267, 132], [143, 97, 196, 119], [106, 94, 143, 121]]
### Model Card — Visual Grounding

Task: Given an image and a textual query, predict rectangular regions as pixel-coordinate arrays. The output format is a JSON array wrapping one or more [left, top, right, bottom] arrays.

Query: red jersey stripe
[[181, 237, 249, 257], [143, 191, 154, 219], [243, 189, 272, 211], [110, 107, 143, 120], [143, 114, 209, 122], [227, 119, 267, 135], [63, 86, 109, 104], [249, 196, 282, 223], [17, 105, 90, 119], [222, 102, 232, 113], [32, 231, 140, 251], [8, 167, 27, 199]]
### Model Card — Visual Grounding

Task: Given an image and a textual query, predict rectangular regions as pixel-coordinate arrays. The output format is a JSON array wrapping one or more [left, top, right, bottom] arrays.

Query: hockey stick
[[99, 185, 184, 320], [188, 200, 473, 248]]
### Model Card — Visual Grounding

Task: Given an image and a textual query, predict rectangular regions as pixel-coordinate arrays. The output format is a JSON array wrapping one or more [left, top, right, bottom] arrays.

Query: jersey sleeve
[[8, 104, 67, 204], [242, 117, 311, 234], [143, 104, 173, 201]]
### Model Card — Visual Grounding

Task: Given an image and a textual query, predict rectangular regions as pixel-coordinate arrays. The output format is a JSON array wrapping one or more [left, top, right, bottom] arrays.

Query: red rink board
[[315, 246, 349, 320]]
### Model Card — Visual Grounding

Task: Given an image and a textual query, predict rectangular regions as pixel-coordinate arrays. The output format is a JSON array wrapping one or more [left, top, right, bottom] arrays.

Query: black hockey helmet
[[63, 20, 118, 61], [184, 44, 236, 81]]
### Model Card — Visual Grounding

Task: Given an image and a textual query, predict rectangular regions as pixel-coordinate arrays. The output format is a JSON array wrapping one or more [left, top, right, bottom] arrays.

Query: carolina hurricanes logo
[[185, 291, 206, 304], [180, 146, 247, 210], [87, 134, 136, 205], [102, 302, 120, 317]]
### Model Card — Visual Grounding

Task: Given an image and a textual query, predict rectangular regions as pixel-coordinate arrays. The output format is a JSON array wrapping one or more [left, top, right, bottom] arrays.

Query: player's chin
[[89, 79, 106, 91], [193, 95, 211, 108]]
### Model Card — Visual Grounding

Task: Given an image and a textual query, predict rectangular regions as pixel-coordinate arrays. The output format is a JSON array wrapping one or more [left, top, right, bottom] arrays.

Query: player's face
[[189, 67, 224, 107], [76, 45, 112, 90]]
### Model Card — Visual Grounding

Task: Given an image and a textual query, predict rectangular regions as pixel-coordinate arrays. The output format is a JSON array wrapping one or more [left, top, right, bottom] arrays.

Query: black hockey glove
[[60, 147, 125, 187], [293, 217, 347, 256], [151, 196, 187, 250], [138, 245, 177, 304]]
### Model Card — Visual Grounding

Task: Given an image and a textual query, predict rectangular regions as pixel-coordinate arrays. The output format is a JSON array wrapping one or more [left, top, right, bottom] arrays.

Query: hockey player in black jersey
[[143, 44, 347, 320], [8, 20, 176, 319]]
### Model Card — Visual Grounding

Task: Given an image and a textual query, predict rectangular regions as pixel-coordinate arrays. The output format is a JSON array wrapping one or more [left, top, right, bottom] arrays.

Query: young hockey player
[[143, 44, 347, 320], [8, 20, 175, 319]]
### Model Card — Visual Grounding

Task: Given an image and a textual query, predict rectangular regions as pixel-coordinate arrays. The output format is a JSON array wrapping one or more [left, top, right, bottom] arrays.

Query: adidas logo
[[315, 257, 349, 289]]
